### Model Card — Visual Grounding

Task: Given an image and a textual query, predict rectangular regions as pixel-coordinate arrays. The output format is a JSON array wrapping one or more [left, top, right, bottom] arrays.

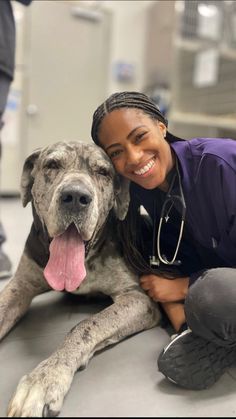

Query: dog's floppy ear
[[114, 175, 130, 220], [21, 148, 42, 207]]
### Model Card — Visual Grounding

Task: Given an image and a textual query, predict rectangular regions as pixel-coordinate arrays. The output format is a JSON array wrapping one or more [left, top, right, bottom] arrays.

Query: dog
[[0, 141, 160, 417]]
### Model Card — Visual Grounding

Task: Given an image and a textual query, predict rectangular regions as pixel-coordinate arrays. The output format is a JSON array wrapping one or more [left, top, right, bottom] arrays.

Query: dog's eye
[[97, 167, 109, 177], [44, 160, 60, 170]]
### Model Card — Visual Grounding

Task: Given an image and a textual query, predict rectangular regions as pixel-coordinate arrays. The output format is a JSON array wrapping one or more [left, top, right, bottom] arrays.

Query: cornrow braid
[[91, 91, 168, 145]]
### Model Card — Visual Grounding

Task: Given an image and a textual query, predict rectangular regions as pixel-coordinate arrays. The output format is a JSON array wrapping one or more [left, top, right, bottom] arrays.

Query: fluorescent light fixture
[[198, 3, 218, 18]]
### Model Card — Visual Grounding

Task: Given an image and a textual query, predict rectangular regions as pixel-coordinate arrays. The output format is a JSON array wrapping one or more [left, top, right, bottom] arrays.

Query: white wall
[[1, 0, 157, 193], [63, 0, 156, 95], [102, 0, 156, 94]]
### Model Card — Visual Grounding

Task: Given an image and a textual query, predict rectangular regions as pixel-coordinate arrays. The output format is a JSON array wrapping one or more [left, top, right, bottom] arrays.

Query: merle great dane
[[1, 141, 160, 417]]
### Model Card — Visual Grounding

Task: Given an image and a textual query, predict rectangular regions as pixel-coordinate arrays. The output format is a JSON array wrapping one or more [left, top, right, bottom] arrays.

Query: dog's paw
[[7, 358, 73, 417]]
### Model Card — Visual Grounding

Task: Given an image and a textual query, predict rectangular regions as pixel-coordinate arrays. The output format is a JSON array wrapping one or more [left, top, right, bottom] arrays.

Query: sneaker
[[158, 327, 236, 390], [0, 251, 12, 279]]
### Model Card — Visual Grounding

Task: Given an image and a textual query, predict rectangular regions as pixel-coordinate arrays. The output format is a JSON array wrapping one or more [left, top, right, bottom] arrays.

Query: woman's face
[[98, 108, 174, 190]]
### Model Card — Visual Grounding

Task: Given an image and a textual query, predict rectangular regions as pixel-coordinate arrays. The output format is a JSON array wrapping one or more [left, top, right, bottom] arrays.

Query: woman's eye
[[135, 132, 147, 143], [109, 149, 122, 159]]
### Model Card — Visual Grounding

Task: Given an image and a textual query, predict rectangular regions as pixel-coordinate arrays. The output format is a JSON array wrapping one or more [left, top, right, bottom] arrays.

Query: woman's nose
[[126, 147, 142, 167]]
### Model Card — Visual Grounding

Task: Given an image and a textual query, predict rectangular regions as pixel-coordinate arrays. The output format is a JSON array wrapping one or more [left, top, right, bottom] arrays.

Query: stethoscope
[[149, 159, 186, 267]]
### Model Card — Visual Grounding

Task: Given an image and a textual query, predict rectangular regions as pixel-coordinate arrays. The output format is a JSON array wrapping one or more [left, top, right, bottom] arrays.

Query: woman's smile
[[133, 156, 156, 176]]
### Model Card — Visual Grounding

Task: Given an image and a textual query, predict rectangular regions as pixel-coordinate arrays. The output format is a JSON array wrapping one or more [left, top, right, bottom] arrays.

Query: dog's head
[[21, 140, 130, 238], [21, 141, 130, 292]]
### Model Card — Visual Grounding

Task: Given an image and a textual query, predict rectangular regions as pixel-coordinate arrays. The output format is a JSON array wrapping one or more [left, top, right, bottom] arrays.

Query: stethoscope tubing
[[156, 159, 186, 265]]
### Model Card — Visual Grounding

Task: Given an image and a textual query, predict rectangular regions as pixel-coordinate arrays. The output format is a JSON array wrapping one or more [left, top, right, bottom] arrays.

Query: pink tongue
[[44, 224, 86, 292]]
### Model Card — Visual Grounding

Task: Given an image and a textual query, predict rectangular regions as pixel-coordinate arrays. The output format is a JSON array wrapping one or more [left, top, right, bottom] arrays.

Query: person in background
[[90, 91, 236, 391], [0, 0, 32, 279]]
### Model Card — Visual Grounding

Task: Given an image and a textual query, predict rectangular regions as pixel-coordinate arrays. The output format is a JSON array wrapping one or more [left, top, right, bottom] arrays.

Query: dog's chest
[[71, 243, 138, 297]]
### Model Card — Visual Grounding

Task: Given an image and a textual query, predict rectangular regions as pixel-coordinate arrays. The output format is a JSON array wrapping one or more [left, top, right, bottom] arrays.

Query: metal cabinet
[[144, 0, 236, 139]]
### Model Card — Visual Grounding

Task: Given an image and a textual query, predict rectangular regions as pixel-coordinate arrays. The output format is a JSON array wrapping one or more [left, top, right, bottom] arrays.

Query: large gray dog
[[1, 141, 160, 417]]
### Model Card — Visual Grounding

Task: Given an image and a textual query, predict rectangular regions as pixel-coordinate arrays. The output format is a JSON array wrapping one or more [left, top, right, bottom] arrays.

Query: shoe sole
[[158, 333, 236, 390]]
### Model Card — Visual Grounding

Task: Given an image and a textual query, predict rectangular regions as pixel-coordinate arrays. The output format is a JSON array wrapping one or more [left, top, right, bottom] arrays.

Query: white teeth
[[134, 159, 155, 175]]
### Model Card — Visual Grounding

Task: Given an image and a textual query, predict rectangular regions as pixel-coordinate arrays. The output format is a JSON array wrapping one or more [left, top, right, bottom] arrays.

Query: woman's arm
[[161, 302, 186, 332], [140, 274, 189, 303], [140, 274, 189, 332]]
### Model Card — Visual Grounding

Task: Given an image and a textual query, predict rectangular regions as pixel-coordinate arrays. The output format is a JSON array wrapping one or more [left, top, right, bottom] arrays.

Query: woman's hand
[[140, 274, 189, 303]]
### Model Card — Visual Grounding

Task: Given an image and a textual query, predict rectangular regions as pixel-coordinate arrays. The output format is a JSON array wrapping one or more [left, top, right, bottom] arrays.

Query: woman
[[91, 91, 236, 390]]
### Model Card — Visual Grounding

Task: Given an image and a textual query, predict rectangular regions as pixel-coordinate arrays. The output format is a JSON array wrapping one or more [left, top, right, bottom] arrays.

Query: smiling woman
[[91, 90, 236, 392], [97, 108, 173, 191]]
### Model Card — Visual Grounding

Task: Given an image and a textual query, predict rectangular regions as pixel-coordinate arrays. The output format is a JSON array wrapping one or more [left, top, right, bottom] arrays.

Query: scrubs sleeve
[[189, 269, 207, 287], [219, 160, 236, 248]]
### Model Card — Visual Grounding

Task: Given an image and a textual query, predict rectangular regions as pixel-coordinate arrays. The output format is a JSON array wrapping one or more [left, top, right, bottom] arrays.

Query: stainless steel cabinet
[[144, 0, 236, 138]]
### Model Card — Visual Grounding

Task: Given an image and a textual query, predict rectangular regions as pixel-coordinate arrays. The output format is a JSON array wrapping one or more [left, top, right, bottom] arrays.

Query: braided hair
[[91, 91, 170, 145], [91, 91, 182, 277]]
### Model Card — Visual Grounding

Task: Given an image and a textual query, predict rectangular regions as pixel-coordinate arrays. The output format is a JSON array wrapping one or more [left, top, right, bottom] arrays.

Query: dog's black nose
[[60, 185, 93, 209]]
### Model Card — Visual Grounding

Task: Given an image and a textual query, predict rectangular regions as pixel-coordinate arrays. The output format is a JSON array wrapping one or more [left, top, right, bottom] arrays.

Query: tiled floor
[[0, 198, 236, 417]]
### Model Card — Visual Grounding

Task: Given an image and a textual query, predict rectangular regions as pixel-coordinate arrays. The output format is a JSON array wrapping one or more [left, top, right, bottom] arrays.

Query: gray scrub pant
[[0, 72, 11, 247], [185, 268, 236, 347]]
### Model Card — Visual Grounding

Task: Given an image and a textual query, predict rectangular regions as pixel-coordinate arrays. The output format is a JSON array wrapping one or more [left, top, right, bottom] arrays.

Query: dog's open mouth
[[44, 223, 86, 292]]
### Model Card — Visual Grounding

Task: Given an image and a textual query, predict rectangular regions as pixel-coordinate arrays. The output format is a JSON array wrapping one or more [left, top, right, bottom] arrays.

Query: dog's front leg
[[7, 290, 160, 417], [0, 252, 49, 341]]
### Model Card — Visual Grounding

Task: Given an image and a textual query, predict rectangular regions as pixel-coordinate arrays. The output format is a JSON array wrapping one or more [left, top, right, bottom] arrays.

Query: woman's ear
[[158, 121, 167, 138]]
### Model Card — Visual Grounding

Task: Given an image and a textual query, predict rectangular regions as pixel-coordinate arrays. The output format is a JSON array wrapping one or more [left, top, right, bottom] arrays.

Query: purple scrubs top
[[171, 137, 236, 268]]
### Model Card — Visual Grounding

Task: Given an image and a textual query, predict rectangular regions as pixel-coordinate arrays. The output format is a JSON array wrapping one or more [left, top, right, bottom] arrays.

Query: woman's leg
[[158, 268, 236, 389], [185, 268, 236, 346]]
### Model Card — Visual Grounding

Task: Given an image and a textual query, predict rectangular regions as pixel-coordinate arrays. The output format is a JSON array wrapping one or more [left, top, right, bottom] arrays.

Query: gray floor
[[1, 198, 236, 417]]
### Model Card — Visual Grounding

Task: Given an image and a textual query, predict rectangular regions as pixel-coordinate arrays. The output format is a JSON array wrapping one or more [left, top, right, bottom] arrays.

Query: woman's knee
[[185, 268, 236, 346]]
